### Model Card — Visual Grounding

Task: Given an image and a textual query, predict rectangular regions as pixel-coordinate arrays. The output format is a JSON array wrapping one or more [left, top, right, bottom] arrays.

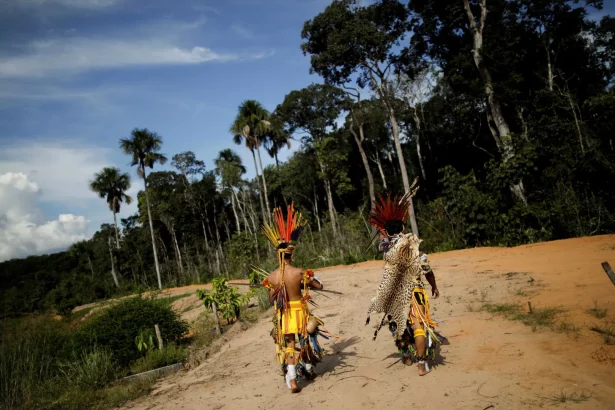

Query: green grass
[[587, 301, 608, 319], [158, 293, 192, 308], [547, 390, 591, 405], [129, 344, 187, 375], [47, 375, 157, 410], [482, 303, 565, 332], [68, 306, 96, 322]]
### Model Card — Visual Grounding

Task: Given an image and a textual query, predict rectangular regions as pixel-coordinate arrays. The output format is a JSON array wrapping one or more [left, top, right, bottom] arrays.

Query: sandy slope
[[122, 235, 615, 410]]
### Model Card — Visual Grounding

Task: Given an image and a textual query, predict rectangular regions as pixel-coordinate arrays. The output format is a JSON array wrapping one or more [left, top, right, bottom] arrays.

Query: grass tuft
[[482, 303, 565, 332], [547, 390, 591, 405], [587, 301, 608, 319]]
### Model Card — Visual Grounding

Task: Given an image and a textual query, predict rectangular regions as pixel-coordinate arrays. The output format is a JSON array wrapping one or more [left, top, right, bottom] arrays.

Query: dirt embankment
[[117, 235, 615, 409]]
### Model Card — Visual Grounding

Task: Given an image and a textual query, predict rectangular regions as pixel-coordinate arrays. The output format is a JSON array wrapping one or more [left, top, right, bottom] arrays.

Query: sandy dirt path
[[122, 235, 615, 409]]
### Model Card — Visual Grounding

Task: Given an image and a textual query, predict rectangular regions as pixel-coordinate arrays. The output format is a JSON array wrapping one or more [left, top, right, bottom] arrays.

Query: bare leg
[[284, 335, 302, 393], [411, 310, 429, 376]]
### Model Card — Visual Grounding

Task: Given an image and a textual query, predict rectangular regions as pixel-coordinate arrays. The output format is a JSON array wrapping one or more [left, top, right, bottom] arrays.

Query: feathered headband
[[261, 203, 307, 254], [368, 177, 419, 236]]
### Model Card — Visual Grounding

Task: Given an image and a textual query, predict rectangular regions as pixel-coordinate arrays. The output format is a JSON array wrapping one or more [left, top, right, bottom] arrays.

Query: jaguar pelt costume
[[366, 186, 446, 368], [365, 233, 422, 340]]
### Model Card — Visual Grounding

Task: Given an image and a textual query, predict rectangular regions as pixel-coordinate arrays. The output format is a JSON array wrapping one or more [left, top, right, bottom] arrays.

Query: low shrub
[[79, 296, 188, 366], [129, 343, 187, 374]]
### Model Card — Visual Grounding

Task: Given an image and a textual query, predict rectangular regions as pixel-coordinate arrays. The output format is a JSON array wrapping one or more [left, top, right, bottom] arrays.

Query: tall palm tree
[[215, 149, 248, 233], [230, 100, 272, 223], [264, 116, 291, 167], [119, 128, 168, 290], [89, 167, 133, 249]]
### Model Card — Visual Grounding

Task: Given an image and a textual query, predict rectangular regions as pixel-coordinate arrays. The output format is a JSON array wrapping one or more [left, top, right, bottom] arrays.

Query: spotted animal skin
[[366, 233, 422, 340]]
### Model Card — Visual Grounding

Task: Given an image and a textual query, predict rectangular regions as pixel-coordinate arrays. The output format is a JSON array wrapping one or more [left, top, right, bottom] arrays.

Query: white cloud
[[0, 37, 238, 78], [0, 0, 119, 11], [0, 141, 115, 202], [31, 0, 119, 7], [0, 172, 89, 261], [0, 140, 139, 234]]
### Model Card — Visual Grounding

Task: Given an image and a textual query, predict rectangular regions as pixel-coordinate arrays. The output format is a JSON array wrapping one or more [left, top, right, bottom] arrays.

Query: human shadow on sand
[[302, 336, 362, 386]]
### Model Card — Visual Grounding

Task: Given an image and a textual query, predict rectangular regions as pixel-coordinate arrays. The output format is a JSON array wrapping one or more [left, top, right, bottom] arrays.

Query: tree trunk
[[87, 254, 95, 279], [171, 226, 183, 275], [314, 188, 322, 232], [201, 219, 210, 252], [317, 158, 338, 236], [251, 150, 268, 224], [350, 125, 376, 210], [389, 107, 419, 236], [370, 154, 388, 190], [412, 109, 427, 181], [112, 209, 120, 249], [142, 166, 163, 290], [229, 191, 241, 233], [211, 302, 222, 335], [108, 237, 119, 288], [234, 189, 251, 234], [463, 0, 527, 205], [565, 89, 585, 155], [255, 144, 271, 221]]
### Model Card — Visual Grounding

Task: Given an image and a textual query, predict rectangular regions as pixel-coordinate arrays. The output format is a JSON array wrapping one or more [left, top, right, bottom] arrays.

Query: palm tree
[[230, 100, 272, 223], [119, 128, 168, 290], [264, 117, 291, 167], [89, 167, 133, 249], [215, 149, 248, 233]]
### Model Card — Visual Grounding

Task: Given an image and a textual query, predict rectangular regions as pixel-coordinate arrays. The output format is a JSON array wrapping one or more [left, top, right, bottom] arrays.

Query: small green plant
[[515, 288, 528, 297], [587, 301, 608, 319], [197, 278, 249, 328], [135, 329, 155, 353]]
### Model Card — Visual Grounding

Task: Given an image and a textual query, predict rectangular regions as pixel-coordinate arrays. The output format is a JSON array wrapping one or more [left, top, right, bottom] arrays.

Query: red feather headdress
[[368, 178, 419, 235]]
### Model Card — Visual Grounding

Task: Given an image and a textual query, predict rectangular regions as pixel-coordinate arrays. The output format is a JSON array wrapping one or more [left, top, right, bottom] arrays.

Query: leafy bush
[[129, 343, 187, 374], [79, 296, 188, 367]]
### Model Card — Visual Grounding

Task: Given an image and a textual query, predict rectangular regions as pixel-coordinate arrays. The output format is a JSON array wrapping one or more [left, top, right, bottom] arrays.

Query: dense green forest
[[1, 0, 614, 317]]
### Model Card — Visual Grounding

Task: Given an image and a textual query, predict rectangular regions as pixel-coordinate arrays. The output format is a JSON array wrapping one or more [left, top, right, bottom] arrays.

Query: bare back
[[266, 264, 305, 301]]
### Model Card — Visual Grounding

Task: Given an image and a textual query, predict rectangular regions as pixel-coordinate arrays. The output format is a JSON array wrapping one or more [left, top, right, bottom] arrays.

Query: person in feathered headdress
[[366, 182, 446, 377], [261, 203, 331, 393]]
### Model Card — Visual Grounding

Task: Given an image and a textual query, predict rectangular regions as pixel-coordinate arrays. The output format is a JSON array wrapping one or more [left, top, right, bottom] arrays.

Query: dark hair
[[277, 243, 293, 261], [385, 220, 404, 235]]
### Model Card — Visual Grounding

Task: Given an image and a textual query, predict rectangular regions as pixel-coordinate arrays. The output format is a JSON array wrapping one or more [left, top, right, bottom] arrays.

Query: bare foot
[[290, 379, 302, 393], [417, 362, 429, 376], [402, 355, 413, 366]]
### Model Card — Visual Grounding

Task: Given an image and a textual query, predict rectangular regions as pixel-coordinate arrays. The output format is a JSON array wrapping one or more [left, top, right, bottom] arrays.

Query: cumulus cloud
[[0, 140, 139, 233], [0, 172, 88, 261]]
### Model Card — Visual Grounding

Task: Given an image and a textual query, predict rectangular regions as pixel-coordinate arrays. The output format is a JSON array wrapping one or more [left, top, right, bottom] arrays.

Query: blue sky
[[0, 0, 612, 260], [0, 0, 334, 259]]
